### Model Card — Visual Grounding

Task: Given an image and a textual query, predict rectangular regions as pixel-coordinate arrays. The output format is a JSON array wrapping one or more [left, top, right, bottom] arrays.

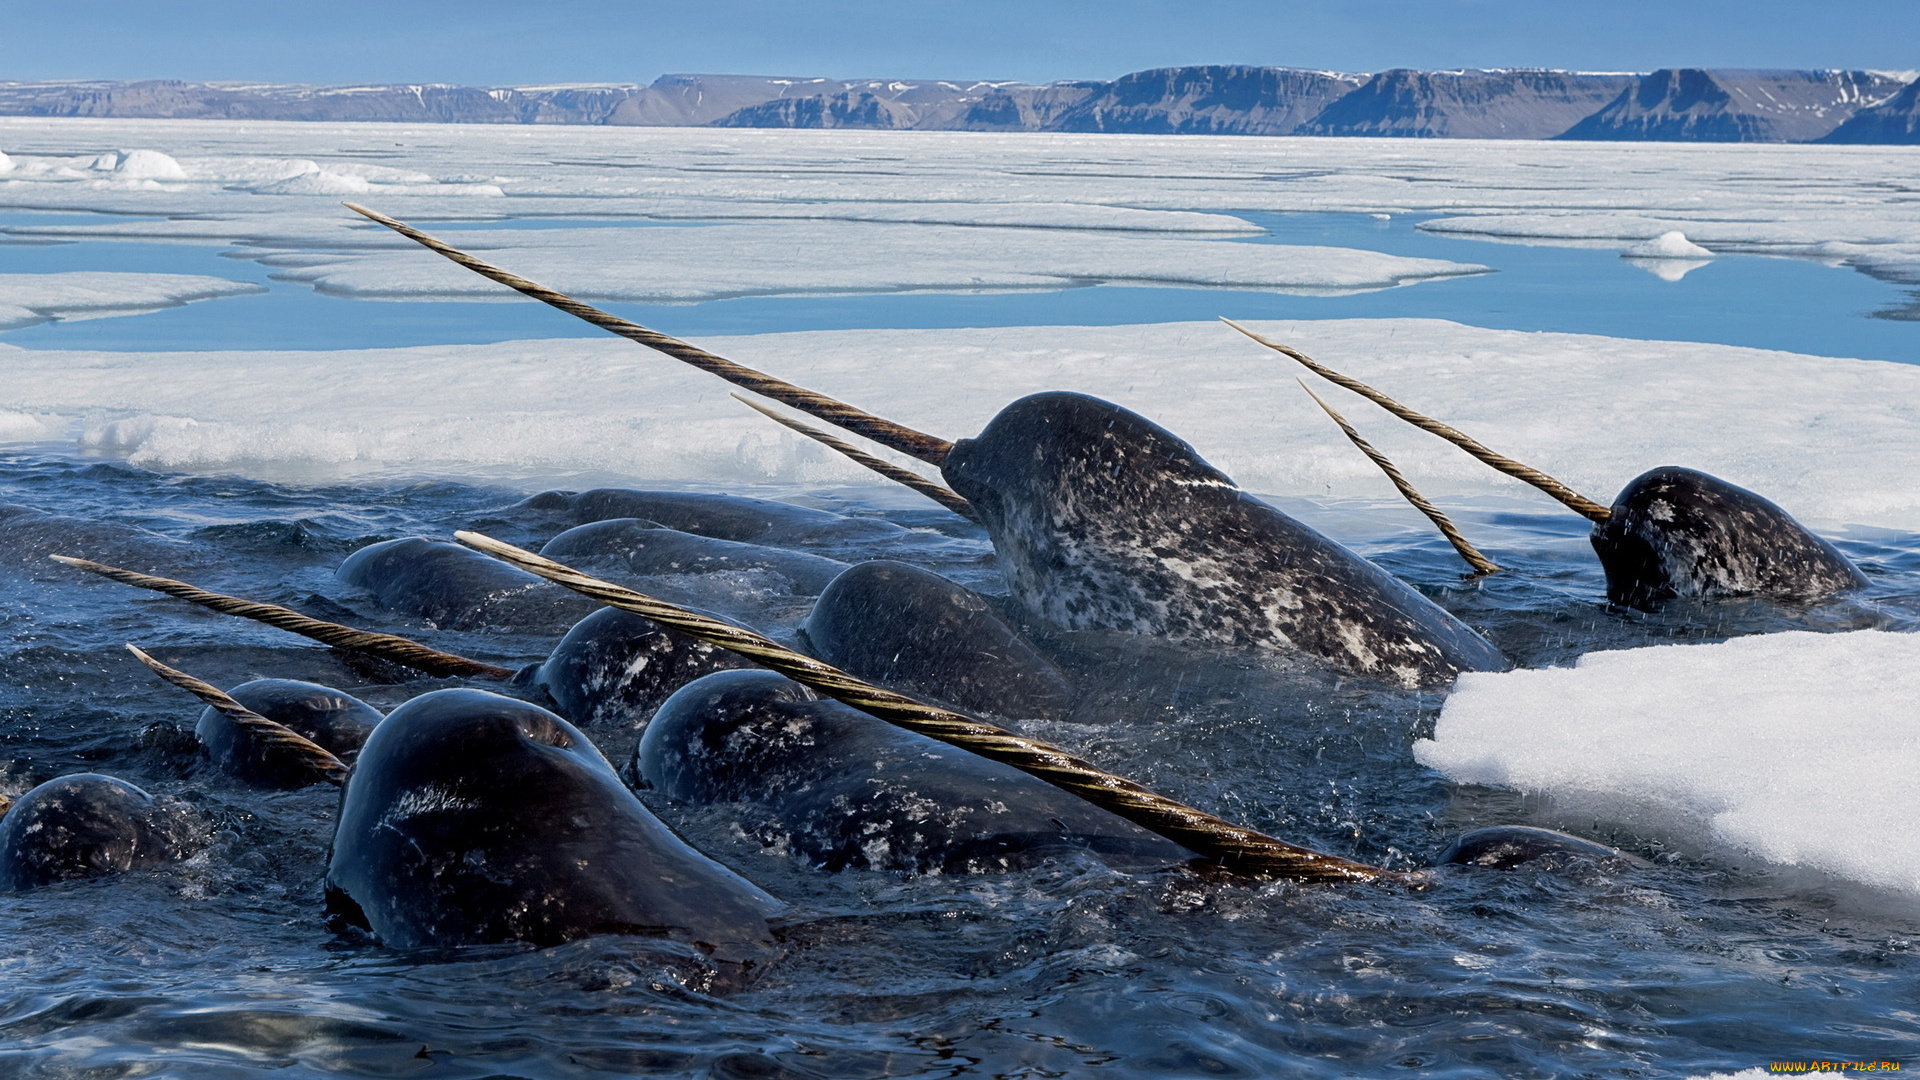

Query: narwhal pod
[[197, 679, 384, 788], [800, 560, 1074, 721], [325, 688, 781, 951], [510, 489, 908, 549], [0, 774, 197, 891], [938, 393, 1508, 688], [516, 606, 759, 729], [337, 537, 598, 631], [1591, 467, 1868, 610], [540, 519, 849, 595], [634, 670, 1194, 874]]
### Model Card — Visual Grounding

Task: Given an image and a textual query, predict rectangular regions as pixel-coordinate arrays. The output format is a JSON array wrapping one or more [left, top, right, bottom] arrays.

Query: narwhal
[[340, 205, 1508, 688], [1222, 321, 1869, 610]]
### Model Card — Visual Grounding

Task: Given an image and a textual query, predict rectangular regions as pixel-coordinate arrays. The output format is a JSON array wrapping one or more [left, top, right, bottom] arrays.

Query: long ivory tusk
[[731, 394, 978, 521], [1297, 380, 1500, 575], [53, 555, 513, 680], [125, 645, 350, 786], [343, 202, 954, 466], [454, 529, 1393, 884], [1224, 319, 1612, 523]]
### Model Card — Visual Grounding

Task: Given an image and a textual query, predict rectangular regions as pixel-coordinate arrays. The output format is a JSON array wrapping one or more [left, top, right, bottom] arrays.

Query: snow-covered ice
[[0, 272, 264, 330], [3, 120, 1919, 289], [1416, 631, 1920, 895], [94, 148, 188, 180], [2, 318, 1916, 532], [264, 223, 1481, 302]]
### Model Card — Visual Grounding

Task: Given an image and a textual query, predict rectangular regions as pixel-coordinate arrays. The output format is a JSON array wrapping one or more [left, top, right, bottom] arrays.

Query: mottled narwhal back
[[939, 392, 1506, 686], [636, 670, 1191, 874], [1592, 467, 1867, 609], [0, 774, 197, 891]]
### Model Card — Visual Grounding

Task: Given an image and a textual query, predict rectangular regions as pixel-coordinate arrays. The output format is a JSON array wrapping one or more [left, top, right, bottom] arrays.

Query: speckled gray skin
[[540, 519, 849, 595], [1439, 826, 1632, 870], [635, 670, 1194, 875], [801, 560, 1074, 721], [517, 606, 758, 730], [0, 774, 195, 891], [938, 392, 1508, 688], [325, 688, 781, 951], [337, 537, 598, 631], [196, 679, 383, 789], [1591, 467, 1868, 610], [509, 489, 908, 548]]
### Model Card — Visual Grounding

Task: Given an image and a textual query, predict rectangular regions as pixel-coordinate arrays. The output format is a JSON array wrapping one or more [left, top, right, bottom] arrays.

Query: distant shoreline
[[2, 66, 1917, 143]]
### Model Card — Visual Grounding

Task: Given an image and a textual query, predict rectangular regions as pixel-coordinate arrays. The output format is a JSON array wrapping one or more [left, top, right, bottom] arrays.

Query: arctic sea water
[[3, 128, 1920, 1078], [4, 209, 1917, 362]]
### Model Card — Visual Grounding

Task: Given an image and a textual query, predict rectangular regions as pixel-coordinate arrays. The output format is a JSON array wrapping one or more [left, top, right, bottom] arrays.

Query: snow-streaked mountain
[[1295, 69, 1636, 139], [1044, 66, 1362, 136], [1558, 68, 1910, 142], [3, 68, 1917, 142], [1819, 75, 1920, 144]]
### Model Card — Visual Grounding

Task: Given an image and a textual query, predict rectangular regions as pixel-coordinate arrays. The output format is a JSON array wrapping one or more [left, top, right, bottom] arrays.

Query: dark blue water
[[2, 451, 1920, 1078], [4, 210, 1916, 363], [6, 206, 1920, 1077]]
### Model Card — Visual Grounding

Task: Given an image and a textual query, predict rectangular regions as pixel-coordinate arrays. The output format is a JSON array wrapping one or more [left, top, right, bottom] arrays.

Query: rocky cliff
[[1558, 68, 1910, 142], [5, 67, 1917, 142], [1819, 75, 1920, 144], [1295, 69, 1635, 139], [1044, 66, 1361, 135]]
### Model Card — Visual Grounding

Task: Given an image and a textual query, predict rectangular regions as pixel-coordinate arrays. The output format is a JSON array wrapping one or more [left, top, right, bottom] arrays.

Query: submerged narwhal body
[[941, 392, 1507, 687]]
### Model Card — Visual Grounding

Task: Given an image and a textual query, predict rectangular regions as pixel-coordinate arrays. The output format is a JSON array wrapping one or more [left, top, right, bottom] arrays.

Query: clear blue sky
[[12, 0, 1919, 84]]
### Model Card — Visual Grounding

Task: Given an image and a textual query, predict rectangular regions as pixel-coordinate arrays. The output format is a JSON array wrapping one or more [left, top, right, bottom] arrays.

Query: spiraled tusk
[[1297, 380, 1500, 575], [454, 529, 1398, 885], [731, 394, 978, 521], [125, 645, 350, 787], [52, 555, 513, 680], [1223, 318, 1612, 523], [344, 203, 954, 466]]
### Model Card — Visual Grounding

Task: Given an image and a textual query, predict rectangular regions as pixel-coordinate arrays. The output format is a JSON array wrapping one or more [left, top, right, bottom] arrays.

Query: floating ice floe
[[262, 221, 1485, 302], [1620, 231, 1715, 281], [1416, 630, 1920, 895], [1622, 230, 1714, 259], [0, 272, 264, 330], [4, 318, 1919, 532]]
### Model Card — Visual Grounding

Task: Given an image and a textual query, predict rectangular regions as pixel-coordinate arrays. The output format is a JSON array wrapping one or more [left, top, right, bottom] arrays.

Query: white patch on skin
[[379, 784, 480, 826]]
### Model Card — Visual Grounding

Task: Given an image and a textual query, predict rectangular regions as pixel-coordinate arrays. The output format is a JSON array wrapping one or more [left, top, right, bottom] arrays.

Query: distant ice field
[[1, 120, 1917, 361]]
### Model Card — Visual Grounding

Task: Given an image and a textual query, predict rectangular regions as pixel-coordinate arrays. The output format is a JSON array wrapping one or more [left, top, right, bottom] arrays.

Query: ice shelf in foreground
[[0, 272, 264, 329], [2, 317, 1918, 532], [1417, 630, 1920, 895]]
